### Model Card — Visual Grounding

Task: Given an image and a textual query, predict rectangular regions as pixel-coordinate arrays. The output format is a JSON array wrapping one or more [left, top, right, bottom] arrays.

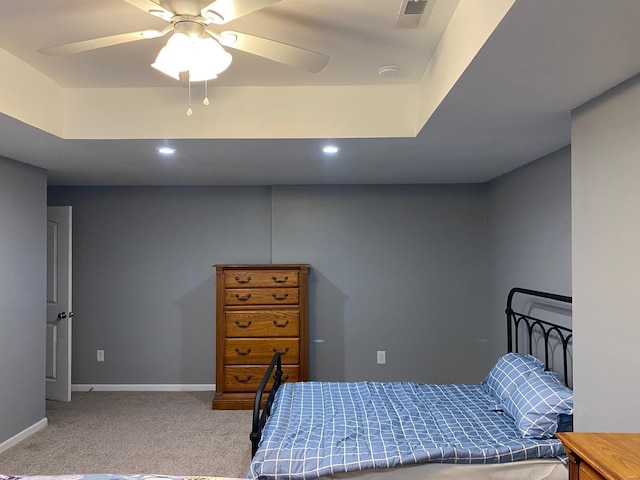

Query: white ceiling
[[1, 0, 640, 186]]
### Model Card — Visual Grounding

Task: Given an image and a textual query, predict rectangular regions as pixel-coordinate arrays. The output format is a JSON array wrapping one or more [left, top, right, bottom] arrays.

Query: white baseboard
[[0, 417, 47, 454], [72, 384, 216, 392]]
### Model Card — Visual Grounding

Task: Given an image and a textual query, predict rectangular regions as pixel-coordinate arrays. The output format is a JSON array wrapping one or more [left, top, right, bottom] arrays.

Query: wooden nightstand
[[557, 432, 640, 480]]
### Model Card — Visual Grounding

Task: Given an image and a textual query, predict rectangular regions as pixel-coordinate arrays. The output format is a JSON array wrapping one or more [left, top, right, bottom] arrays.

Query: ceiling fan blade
[[201, 0, 281, 24], [38, 29, 169, 56], [121, 0, 174, 20], [219, 30, 329, 73]]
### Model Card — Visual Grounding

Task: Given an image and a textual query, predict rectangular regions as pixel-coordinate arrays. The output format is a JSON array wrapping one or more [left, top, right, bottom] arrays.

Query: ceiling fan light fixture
[[189, 38, 232, 82], [151, 32, 191, 79], [151, 56, 180, 80], [151, 31, 232, 82]]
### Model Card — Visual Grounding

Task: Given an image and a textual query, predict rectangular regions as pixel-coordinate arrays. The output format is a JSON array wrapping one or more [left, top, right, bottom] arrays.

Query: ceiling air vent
[[395, 0, 431, 29]]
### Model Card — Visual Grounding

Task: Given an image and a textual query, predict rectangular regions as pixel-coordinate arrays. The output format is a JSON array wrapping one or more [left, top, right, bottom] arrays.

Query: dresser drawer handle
[[234, 375, 252, 383], [234, 320, 252, 328], [275, 374, 290, 382], [234, 275, 251, 284], [234, 347, 252, 356], [272, 275, 289, 283], [272, 347, 290, 355], [272, 293, 289, 301], [273, 320, 290, 328], [235, 293, 252, 301]]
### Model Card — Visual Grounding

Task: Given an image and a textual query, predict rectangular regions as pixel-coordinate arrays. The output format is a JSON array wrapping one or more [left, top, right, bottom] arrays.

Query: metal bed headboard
[[506, 287, 573, 385]]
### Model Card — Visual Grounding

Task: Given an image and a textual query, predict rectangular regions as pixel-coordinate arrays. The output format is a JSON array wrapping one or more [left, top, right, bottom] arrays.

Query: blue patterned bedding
[[0, 477, 237, 480], [247, 381, 566, 480]]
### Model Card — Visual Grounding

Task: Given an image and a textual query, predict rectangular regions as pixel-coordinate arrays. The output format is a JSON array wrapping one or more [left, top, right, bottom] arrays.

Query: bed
[[0, 477, 237, 480], [247, 287, 573, 480]]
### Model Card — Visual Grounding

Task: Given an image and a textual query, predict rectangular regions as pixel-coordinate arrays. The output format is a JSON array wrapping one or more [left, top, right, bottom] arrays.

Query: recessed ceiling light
[[322, 145, 339, 154], [157, 147, 176, 155]]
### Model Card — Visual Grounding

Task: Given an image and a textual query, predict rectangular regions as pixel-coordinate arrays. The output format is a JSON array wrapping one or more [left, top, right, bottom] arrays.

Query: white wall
[[572, 74, 640, 431], [0, 156, 47, 445]]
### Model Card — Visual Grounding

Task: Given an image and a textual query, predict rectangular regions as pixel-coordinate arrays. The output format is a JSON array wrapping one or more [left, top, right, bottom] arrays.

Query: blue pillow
[[541, 370, 573, 432], [503, 369, 574, 439], [481, 353, 545, 403], [542, 369, 569, 387], [557, 413, 573, 433]]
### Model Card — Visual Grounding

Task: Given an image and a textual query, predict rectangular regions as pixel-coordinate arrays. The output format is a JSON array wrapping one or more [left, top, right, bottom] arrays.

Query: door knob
[[57, 312, 67, 320], [68, 312, 74, 317]]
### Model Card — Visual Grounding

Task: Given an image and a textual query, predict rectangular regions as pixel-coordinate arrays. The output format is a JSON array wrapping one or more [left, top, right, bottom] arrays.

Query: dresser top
[[214, 264, 310, 271], [557, 432, 640, 480]]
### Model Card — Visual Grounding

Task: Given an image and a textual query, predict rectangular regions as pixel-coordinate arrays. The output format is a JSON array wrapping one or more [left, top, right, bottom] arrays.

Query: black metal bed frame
[[506, 287, 573, 385], [250, 351, 282, 456], [250, 287, 573, 457]]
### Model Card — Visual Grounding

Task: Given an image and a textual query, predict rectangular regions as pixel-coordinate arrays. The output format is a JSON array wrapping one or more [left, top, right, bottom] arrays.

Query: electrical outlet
[[377, 350, 386, 365], [97, 350, 104, 362]]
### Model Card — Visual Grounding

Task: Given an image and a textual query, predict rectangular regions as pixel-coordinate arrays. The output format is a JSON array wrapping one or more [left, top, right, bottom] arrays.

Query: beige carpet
[[0, 391, 253, 478]]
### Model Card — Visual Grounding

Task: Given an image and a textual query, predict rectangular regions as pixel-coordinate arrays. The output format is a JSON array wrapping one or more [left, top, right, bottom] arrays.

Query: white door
[[46, 206, 72, 402]]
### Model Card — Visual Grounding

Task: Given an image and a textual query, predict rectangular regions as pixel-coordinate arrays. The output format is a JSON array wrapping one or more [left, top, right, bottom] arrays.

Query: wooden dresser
[[212, 264, 310, 410], [557, 432, 640, 480]]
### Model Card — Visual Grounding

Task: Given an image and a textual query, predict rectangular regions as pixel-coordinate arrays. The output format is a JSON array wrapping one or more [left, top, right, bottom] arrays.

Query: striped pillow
[[503, 369, 574, 439], [481, 353, 544, 403]]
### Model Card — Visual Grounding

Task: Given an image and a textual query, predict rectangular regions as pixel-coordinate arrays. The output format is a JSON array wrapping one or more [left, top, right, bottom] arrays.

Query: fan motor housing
[[174, 17, 207, 37]]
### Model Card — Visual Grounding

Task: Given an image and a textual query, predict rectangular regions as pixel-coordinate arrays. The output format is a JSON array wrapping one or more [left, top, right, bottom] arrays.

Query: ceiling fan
[[38, 0, 330, 81]]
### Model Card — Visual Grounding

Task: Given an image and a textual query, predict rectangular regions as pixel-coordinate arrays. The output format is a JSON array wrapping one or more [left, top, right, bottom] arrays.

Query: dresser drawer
[[225, 270, 299, 288], [225, 338, 299, 364], [224, 365, 299, 392], [579, 462, 603, 480], [225, 288, 299, 305], [225, 310, 300, 337]]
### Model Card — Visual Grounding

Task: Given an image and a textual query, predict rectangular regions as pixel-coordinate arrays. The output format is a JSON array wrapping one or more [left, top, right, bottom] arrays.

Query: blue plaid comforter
[[247, 381, 566, 480]]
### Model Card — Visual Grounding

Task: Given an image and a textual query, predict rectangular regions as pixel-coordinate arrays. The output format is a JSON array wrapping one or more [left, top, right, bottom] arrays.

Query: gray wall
[[271, 185, 489, 383], [45, 164, 572, 389], [486, 147, 572, 368], [47, 187, 271, 384], [49, 184, 493, 385], [572, 74, 640, 431], [0, 157, 47, 444]]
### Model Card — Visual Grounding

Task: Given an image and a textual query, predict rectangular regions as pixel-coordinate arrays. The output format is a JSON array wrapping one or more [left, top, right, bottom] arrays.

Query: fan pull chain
[[186, 73, 193, 116], [203, 80, 210, 106]]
